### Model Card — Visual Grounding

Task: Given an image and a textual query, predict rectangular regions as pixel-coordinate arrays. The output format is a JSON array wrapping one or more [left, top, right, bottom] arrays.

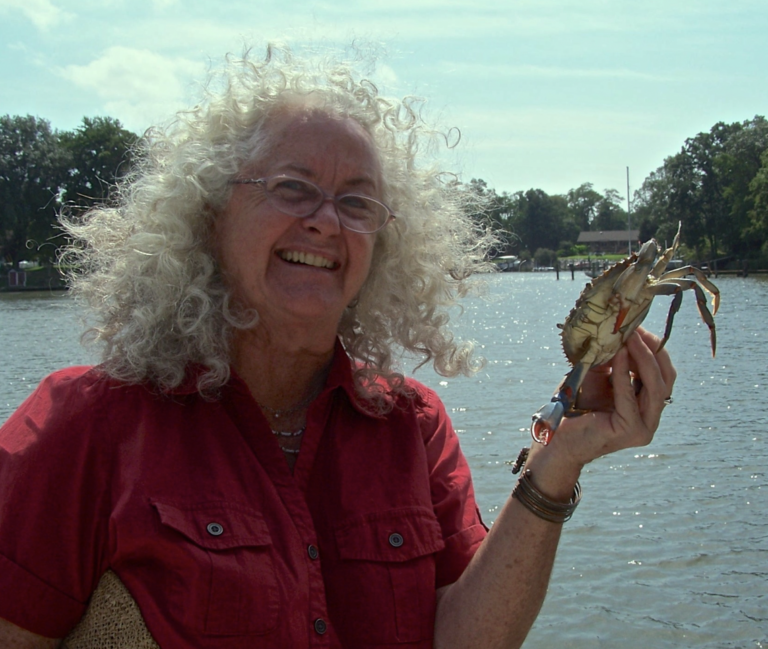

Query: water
[[1, 276, 767, 648], [0, 292, 95, 417]]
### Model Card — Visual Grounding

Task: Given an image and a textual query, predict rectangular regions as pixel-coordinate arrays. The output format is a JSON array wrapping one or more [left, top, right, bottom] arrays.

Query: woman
[[0, 47, 675, 648]]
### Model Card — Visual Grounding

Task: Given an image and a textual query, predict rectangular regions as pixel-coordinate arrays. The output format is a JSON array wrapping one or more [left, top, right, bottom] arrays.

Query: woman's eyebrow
[[273, 164, 378, 192], [275, 162, 314, 177]]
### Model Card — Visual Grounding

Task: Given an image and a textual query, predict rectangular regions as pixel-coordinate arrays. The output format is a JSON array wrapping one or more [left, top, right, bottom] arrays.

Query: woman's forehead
[[248, 109, 382, 185]]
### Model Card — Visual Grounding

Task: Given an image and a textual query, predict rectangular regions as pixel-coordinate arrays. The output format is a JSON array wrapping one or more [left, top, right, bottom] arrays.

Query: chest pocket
[[152, 500, 279, 636], [331, 507, 446, 646]]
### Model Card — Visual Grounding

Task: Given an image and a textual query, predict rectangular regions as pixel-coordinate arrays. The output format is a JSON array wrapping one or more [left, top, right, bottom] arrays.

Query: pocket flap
[[334, 507, 445, 563], [151, 500, 272, 551]]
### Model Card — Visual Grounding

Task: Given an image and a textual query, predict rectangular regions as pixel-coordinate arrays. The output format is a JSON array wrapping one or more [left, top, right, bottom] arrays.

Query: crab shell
[[559, 251, 652, 369]]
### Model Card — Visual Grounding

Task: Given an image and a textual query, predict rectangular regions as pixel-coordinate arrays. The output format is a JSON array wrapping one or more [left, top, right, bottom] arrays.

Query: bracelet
[[510, 446, 530, 474], [510, 446, 581, 524], [513, 470, 581, 523]]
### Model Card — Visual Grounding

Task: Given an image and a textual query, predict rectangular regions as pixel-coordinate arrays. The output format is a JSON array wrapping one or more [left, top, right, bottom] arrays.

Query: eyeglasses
[[230, 175, 396, 234]]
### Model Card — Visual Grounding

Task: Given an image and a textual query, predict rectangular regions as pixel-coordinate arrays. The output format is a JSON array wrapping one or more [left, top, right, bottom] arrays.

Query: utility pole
[[626, 166, 632, 255]]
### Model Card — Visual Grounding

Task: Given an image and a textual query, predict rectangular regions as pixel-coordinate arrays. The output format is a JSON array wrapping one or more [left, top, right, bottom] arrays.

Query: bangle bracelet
[[510, 446, 530, 474], [512, 469, 581, 524]]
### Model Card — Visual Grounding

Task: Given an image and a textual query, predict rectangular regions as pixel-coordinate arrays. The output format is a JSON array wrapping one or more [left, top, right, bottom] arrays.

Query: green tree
[[533, 248, 557, 267], [508, 189, 572, 254], [60, 116, 138, 213], [747, 148, 768, 251], [566, 183, 602, 231], [466, 178, 518, 255], [634, 116, 768, 260], [593, 188, 627, 231], [632, 166, 674, 243], [714, 116, 768, 255], [0, 115, 69, 266]]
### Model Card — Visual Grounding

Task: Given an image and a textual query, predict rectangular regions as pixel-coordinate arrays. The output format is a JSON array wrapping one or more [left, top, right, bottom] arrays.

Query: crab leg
[[650, 223, 681, 279], [647, 279, 717, 356], [655, 287, 684, 352], [656, 266, 720, 314]]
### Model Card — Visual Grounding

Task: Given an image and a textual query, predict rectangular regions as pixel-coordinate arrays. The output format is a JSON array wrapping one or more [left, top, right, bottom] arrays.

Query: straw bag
[[62, 570, 159, 649]]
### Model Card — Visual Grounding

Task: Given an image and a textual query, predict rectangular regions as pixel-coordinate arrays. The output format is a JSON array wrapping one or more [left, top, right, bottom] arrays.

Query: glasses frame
[[230, 175, 396, 234]]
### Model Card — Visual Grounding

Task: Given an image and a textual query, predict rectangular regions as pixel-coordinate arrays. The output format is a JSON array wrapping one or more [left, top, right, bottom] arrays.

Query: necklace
[[271, 427, 304, 456], [271, 427, 306, 438]]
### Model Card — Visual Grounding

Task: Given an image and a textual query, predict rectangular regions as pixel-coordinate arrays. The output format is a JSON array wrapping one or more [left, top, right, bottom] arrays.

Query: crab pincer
[[531, 364, 589, 444]]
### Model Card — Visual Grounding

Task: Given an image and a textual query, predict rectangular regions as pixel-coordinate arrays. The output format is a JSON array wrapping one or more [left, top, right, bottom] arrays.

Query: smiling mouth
[[279, 250, 338, 269]]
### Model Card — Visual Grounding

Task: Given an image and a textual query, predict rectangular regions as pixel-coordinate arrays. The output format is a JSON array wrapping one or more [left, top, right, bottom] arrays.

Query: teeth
[[280, 251, 335, 269]]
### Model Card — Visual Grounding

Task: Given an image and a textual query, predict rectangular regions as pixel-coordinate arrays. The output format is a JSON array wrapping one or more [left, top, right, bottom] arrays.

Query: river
[[1, 274, 766, 648]]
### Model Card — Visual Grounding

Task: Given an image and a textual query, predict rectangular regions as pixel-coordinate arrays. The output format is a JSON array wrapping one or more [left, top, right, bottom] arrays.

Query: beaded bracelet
[[510, 447, 581, 524]]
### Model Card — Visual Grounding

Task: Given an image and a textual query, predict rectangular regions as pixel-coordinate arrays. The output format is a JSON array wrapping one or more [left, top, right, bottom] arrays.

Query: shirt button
[[307, 544, 319, 560], [388, 532, 404, 548], [313, 618, 328, 635], [206, 522, 224, 536]]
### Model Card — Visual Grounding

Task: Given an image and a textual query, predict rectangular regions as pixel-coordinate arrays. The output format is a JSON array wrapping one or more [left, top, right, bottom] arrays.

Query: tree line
[[2, 113, 767, 270], [471, 115, 768, 269], [0, 115, 137, 267]]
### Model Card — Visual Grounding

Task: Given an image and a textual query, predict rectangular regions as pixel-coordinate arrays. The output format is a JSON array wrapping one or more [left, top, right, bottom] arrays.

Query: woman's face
[[215, 110, 382, 337]]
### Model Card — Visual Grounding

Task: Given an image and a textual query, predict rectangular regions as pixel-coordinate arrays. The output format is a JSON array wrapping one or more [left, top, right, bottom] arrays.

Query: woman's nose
[[303, 197, 342, 234]]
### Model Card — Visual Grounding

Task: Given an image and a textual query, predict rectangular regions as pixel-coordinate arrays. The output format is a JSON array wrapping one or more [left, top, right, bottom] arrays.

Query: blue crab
[[530, 223, 720, 445]]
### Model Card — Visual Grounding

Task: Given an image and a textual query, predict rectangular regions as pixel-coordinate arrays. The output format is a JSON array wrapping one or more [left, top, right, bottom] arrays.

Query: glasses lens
[[265, 177, 322, 216], [336, 195, 389, 233], [262, 176, 391, 233]]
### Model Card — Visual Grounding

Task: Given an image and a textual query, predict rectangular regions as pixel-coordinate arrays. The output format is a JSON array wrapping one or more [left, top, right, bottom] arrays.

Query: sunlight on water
[[0, 292, 95, 419], [413, 273, 768, 649], [1, 276, 767, 647]]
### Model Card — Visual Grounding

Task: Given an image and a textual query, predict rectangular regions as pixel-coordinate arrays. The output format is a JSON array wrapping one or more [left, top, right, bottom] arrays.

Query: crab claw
[[530, 362, 590, 445], [531, 401, 566, 445]]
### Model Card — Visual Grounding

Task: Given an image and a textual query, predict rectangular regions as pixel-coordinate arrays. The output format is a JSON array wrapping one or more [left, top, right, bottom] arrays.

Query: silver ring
[[663, 397, 673, 405]]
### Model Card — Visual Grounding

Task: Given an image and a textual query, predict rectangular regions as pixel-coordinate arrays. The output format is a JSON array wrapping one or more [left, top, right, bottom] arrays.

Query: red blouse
[[0, 346, 486, 647]]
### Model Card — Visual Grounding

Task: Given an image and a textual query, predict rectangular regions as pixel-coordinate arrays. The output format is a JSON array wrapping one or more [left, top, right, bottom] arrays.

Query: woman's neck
[[230, 327, 335, 412], [231, 328, 335, 474]]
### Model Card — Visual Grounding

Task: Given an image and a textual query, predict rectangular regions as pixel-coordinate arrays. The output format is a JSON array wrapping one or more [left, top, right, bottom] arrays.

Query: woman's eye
[[271, 180, 319, 204], [275, 180, 311, 194], [339, 195, 370, 211]]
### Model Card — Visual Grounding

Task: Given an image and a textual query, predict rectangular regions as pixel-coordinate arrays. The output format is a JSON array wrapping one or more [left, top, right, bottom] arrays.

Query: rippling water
[[1, 276, 766, 648]]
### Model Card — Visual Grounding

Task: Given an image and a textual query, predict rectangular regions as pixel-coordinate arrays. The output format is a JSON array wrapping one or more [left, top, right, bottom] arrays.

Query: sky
[[1, 0, 766, 198]]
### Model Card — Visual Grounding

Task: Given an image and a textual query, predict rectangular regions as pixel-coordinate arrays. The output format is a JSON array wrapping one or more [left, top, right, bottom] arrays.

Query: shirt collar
[[166, 340, 385, 419], [321, 339, 386, 419]]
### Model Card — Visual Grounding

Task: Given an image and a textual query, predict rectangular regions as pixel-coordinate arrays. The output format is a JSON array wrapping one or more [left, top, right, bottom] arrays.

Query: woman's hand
[[549, 327, 677, 469]]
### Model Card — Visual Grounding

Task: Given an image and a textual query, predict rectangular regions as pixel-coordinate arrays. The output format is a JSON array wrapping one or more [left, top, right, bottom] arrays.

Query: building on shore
[[577, 230, 640, 254]]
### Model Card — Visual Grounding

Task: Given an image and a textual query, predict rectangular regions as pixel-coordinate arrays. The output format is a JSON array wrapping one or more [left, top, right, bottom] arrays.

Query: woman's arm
[[434, 328, 676, 649], [0, 618, 60, 649]]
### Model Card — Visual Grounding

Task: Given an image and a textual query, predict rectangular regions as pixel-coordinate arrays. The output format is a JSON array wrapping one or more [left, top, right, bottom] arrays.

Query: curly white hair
[[61, 45, 497, 397]]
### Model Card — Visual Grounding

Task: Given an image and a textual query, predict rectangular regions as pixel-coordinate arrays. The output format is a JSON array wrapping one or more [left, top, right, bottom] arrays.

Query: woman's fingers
[[605, 344, 654, 447], [551, 327, 680, 466], [618, 330, 675, 439], [575, 365, 614, 411], [635, 327, 677, 392]]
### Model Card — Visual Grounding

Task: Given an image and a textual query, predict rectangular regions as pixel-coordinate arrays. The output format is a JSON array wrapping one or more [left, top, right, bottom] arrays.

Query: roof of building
[[577, 230, 640, 243]]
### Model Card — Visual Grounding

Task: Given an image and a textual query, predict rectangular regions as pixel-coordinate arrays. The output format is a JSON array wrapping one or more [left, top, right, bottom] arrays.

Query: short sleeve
[[0, 367, 112, 637], [415, 385, 488, 588]]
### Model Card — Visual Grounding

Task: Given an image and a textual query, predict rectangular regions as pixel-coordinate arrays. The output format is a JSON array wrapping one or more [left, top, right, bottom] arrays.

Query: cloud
[[436, 62, 676, 83], [0, 0, 71, 30], [57, 47, 205, 131]]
